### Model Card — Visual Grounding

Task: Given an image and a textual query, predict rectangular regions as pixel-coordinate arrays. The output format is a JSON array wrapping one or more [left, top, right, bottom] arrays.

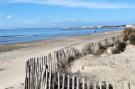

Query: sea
[[0, 28, 122, 45]]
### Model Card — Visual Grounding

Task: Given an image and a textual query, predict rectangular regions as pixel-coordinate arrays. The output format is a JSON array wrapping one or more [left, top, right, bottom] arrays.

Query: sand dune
[[71, 45, 135, 87]]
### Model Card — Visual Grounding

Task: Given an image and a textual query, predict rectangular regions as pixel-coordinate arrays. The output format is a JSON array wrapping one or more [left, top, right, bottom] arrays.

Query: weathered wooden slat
[[106, 81, 109, 89], [45, 69, 48, 89], [62, 74, 65, 89], [58, 72, 60, 89], [99, 81, 102, 89], [72, 76, 75, 89], [67, 75, 70, 89], [49, 69, 52, 89], [77, 78, 79, 89], [82, 78, 85, 89], [25, 77, 28, 89], [28, 60, 31, 89]]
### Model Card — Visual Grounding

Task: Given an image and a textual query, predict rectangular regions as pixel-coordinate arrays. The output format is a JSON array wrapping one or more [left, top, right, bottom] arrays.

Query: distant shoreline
[[62, 25, 125, 29]]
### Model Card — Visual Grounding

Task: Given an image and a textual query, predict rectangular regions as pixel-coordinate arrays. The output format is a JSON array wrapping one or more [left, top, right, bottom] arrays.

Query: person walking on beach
[[95, 30, 96, 33]]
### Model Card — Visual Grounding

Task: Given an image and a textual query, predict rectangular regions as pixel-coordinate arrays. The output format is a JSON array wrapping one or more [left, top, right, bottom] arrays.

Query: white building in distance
[[126, 24, 135, 28]]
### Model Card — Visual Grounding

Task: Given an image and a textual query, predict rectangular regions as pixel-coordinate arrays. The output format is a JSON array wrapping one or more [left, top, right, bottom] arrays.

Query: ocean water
[[0, 28, 122, 45]]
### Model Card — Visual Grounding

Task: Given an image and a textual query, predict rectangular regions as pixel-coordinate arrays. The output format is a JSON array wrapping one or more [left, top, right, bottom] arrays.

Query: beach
[[1, 0, 135, 88], [0, 31, 122, 89]]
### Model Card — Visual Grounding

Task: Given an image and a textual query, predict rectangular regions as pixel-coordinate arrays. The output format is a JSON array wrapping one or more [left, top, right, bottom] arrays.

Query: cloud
[[7, 15, 12, 19], [0, 14, 13, 20], [5, 0, 135, 9]]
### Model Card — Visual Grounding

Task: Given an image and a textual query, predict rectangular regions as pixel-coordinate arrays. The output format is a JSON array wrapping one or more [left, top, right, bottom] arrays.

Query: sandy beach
[[0, 30, 127, 89], [1, 0, 135, 88]]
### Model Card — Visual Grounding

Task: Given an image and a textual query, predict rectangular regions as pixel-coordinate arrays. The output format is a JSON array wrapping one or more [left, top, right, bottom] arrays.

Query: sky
[[0, 0, 135, 28]]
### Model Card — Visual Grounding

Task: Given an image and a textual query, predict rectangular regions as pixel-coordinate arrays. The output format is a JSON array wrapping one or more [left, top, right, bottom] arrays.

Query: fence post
[[28, 60, 31, 89], [106, 82, 109, 89], [53, 52, 56, 71], [72, 76, 75, 89], [35, 59, 38, 89], [45, 69, 48, 89], [49, 69, 52, 89], [67, 75, 70, 89], [51, 54, 54, 72], [99, 81, 102, 89], [25, 61, 29, 89], [77, 78, 79, 89], [40, 57, 44, 89], [62, 74, 65, 89], [58, 72, 60, 89], [33, 58, 36, 89], [82, 78, 85, 89]]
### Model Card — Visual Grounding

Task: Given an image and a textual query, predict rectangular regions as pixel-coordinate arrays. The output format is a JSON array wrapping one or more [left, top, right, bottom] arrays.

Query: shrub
[[82, 43, 93, 55], [67, 55, 75, 64], [112, 42, 127, 54], [94, 42, 108, 55], [129, 35, 135, 45], [123, 27, 135, 42]]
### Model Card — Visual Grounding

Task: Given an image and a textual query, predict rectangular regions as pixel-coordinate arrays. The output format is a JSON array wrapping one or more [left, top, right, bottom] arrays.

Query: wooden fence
[[24, 52, 132, 89], [24, 35, 133, 89]]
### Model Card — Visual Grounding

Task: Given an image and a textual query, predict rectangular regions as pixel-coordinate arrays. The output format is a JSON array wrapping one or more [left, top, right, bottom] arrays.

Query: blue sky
[[0, 0, 135, 28]]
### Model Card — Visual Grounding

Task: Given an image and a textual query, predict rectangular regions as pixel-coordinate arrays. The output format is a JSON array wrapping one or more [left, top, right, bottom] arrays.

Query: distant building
[[126, 24, 135, 28]]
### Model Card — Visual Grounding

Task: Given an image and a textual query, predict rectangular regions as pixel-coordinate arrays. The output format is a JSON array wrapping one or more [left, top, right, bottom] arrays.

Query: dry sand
[[71, 45, 135, 87], [0, 31, 124, 89]]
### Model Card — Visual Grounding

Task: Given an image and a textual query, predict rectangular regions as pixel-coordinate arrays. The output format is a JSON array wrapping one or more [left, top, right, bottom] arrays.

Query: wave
[[0, 35, 25, 37], [0, 34, 47, 38]]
